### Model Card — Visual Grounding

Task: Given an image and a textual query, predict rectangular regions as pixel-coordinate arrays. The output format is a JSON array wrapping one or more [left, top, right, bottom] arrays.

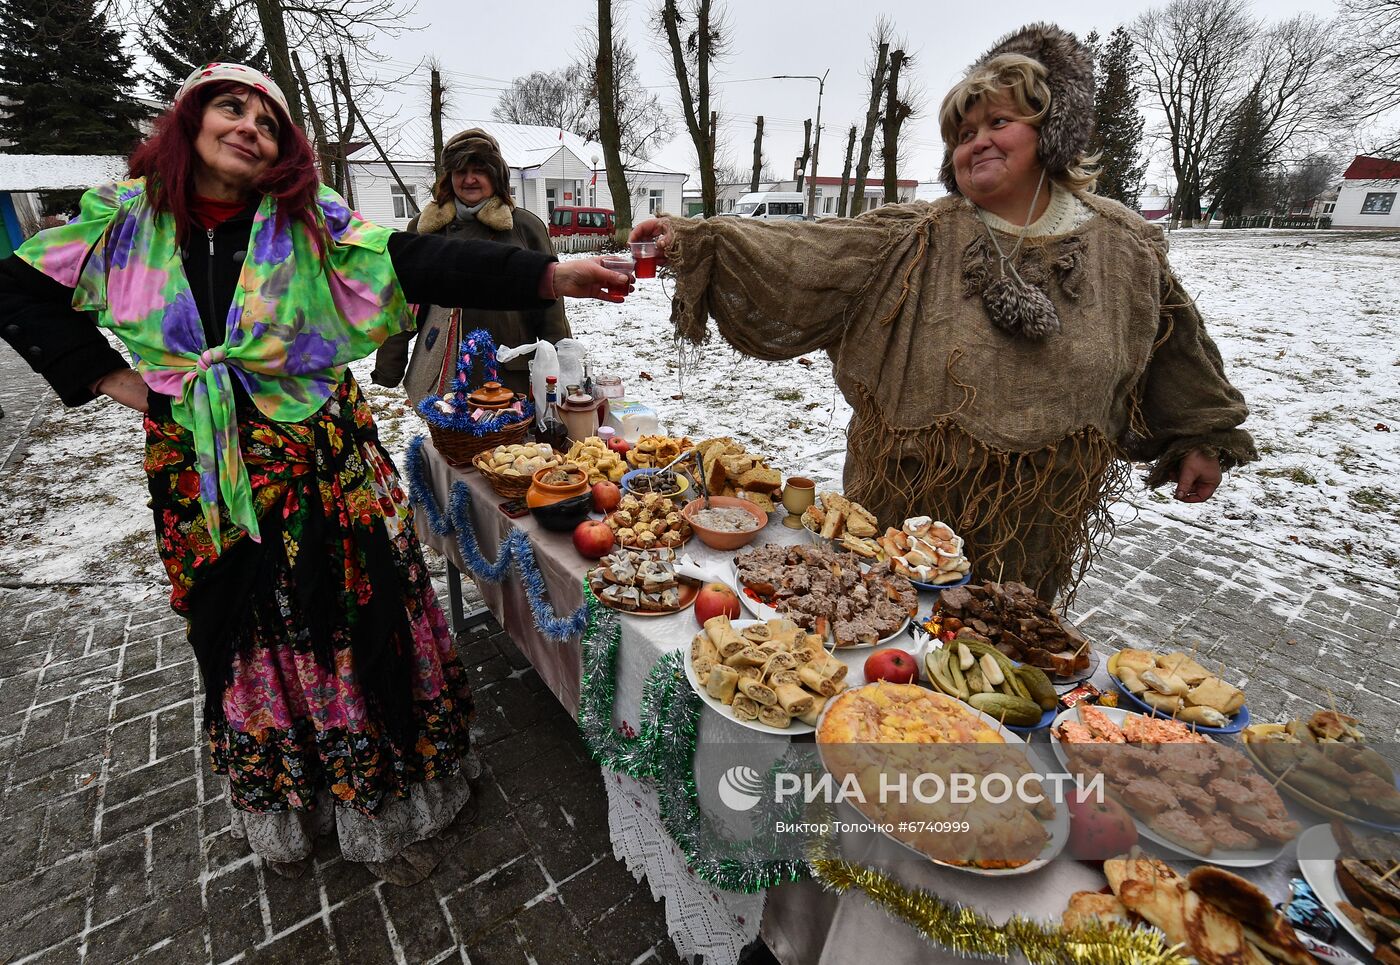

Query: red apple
[[1066, 790, 1138, 861], [592, 481, 622, 513], [572, 519, 615, 559], [607, 437, 632, 455], [863, 648, 918, 684], [694, 583, 741, 626]]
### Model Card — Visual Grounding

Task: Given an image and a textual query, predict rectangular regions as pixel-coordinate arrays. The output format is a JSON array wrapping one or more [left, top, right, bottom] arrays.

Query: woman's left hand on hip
[[1170, 449, 1223, 503]]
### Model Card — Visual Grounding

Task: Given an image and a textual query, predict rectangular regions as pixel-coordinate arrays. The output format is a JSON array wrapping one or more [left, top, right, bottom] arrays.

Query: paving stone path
[[3, 341, 1397, 964]]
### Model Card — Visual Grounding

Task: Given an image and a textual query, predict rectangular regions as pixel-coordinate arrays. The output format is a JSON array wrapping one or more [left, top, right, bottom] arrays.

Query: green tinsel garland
[[575, 581, 812, 893]]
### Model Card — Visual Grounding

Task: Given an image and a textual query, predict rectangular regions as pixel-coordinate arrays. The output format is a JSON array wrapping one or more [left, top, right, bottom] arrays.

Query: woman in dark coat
[[373, 128, 571, 401]]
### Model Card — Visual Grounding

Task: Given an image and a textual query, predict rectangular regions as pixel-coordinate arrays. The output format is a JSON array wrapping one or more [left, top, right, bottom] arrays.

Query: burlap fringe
[[843, 383, 1130, 609]]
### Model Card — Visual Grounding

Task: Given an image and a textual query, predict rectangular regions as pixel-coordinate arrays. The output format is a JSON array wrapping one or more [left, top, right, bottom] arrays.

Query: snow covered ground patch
[[0, 227, 1395, 600]]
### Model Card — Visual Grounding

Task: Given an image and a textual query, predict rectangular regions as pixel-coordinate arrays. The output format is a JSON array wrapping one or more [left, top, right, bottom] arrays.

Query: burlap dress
[[665, 192, 1256, 602]]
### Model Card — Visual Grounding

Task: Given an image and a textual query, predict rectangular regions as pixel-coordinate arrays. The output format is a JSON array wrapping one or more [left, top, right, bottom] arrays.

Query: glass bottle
[[539, 376, 570, 452]]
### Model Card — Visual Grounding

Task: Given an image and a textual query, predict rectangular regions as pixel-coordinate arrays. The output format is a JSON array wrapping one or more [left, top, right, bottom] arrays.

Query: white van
[[732, 191, 806, 219]]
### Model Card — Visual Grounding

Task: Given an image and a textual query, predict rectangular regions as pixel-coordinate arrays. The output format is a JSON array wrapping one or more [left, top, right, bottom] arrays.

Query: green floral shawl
[[17, 178, 413, 553]]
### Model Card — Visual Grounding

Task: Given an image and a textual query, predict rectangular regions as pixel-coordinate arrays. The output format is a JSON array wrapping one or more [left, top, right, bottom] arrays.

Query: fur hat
[[434, 128, 514, 211], [939, 23, 1095, 194]]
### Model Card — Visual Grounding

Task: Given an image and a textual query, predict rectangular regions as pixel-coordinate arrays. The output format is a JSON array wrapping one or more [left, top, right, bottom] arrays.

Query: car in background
[[732, 191, 806, 220], [549, 206, 616, 237]]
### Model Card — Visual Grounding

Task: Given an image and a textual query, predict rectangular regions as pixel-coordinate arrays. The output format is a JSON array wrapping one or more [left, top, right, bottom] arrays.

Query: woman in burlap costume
[[632, 23, 1256, 604]]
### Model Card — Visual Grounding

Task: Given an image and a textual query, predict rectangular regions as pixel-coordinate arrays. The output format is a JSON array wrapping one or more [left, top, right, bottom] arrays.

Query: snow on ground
[[1, 227, 1396, 598]]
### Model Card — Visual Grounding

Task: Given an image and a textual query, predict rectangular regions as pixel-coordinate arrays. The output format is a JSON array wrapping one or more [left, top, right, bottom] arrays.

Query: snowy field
[[1, 226, 1396, 606]]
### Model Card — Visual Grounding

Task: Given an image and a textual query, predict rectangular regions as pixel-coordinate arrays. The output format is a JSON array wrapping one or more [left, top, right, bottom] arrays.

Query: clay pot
[[468, 381, 516, 410], [526, 465, 593, 531]]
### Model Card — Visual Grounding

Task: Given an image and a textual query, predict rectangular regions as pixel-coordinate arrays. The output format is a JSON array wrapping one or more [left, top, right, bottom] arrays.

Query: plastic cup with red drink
[[629, 241, 658, 279], [599, 254, 636, 302]]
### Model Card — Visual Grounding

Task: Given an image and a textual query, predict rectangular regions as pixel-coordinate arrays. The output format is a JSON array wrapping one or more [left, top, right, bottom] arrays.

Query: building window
[[824, 196, 834, 213], [391, 183, 415, 219], [1360, 191, 1396, 215], [648, 189, 665, 214], [1322, 202, 1335, 214]]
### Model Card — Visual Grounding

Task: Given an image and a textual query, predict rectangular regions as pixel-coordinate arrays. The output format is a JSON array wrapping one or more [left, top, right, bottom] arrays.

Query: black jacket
[[0, 208, 557, 409]]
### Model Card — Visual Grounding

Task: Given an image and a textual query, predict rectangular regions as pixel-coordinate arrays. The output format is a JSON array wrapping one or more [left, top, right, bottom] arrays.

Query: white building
[[1331, 156, 1400, 228], [684, 176, 918, 217], [346, 121, 688, 229]]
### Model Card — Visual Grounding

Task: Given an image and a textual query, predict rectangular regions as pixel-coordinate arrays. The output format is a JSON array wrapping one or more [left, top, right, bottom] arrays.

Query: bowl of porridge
[[680, 496, 769, 551]]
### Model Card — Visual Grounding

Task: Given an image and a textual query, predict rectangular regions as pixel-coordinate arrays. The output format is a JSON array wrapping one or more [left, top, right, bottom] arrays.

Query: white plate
[[1047, 704, 1286, 868], [682, 620, 816, 736], [815, 683, 1069, 876], [730, 558, 911, 650], [1297, 823, 1376, 954]]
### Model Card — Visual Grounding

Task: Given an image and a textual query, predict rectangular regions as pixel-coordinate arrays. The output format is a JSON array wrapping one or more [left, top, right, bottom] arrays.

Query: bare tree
[[492, 66, 593, 133], [1337, 0, 1400, 155], [659, 0, 727, 217], [493, 41, 674, 161], [851, 22, 890, 217], [1132, 0, 1258, 226], [596, 0, 632, 242], [838, 123, 856, 216], [881, 48, 917, 202], [750, 115, 763, 192], [794, 118, 811, 192]]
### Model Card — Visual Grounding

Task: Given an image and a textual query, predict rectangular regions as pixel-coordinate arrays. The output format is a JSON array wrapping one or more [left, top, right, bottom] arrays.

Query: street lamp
[[591, 154, 599, 207], [772, 70, 829, 219]]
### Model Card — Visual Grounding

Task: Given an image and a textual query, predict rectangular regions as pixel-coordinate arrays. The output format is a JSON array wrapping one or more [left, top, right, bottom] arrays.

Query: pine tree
[[1088, 27, 1147, 207], [1210, 89, 1272, 219], [143, 0, 265, 103], [0, 0, 146, 211]]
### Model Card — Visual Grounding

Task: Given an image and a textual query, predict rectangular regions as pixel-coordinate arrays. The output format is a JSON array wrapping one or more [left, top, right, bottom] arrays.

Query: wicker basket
[[471, 450, 537, 498], [426, 416, 531, 470]]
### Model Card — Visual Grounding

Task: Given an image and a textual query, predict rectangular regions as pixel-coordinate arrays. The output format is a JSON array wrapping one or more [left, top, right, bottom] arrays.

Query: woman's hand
[[91, 369, 150, 414], [1170, 449, 1222, 503], [550, 259, 635, 304], [629, 218, 673, 265]]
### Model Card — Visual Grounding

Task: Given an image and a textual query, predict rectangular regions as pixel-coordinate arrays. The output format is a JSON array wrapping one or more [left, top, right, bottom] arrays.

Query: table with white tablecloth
[[409, 437, 1358, 965]]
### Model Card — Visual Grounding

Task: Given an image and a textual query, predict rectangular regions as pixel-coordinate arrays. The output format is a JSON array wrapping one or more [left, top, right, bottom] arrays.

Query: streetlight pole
[[773, 70, 828, 218]]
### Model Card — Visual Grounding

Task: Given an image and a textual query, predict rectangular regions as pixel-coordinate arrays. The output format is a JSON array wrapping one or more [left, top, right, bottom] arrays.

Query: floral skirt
[[143, 374, 474, 852]]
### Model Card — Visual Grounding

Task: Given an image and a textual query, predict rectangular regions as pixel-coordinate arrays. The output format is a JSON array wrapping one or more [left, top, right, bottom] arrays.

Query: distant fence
[[552, 235, 610, 254], [1222, 215, 1332, 229]]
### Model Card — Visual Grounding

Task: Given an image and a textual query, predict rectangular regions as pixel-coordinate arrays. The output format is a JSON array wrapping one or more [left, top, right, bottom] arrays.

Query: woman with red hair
[[0, 64, 631, 884]]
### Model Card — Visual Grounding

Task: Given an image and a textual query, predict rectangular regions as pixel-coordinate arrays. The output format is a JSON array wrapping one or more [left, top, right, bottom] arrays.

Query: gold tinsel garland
[[807, 849, 1192, 965]]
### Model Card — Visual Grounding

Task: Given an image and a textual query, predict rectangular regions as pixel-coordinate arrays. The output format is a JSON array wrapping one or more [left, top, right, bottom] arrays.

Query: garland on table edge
[[806, 838, 1192, 965], [406, 435, 588, 642], [576, 579, 811, 894]]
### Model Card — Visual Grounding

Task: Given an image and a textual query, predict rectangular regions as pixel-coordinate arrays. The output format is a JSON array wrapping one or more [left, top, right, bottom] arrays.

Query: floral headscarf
[[17, 179, 413, 552]]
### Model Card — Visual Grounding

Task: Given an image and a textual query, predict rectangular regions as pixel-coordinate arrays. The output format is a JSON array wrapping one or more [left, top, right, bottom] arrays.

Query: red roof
[[1343, 155, 1400, 179]]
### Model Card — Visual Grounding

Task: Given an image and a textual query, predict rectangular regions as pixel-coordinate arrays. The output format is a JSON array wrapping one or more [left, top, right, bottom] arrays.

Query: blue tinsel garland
[[415, 327, 536, 434], [406, 435, 588, 642]]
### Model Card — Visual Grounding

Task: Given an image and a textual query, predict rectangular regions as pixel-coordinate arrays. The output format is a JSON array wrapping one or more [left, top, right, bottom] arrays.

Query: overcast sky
[[368, 0, 1343, 189]]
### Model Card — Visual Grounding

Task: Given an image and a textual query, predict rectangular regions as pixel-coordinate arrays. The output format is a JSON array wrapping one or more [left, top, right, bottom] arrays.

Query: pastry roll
[[762, 652, 798, 676], [741, 624, 772, 644], [693, 657, 716, 680], [725, 647, 768, 669], [775, 683, 814, 716], [756, 640, 789, 658], [766, 619, 802, 648], [737, 677, 777, 706], [707, 617, 748, 658], [797, 694, 830, 727], [768, 668, 801, 687], [806, 653, 848, 682], [731, 695, 761, 721], [798, 665, 842, 697], [736, 665, 763, 681], [691, 632, 719, 668], [758, 704, 792, 729], [705, 665, 740, 703]]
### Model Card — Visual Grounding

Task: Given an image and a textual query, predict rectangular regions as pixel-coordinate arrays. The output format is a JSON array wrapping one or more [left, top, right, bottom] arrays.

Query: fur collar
[[415, 196, 514, 235]]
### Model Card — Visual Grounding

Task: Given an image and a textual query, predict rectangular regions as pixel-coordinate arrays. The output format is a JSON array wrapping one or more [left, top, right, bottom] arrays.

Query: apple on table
[[694, 583, 740, 626], [1065, 791, 1138, 861], [863, 648, 918, 685], [572, 519, 615, 559]]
